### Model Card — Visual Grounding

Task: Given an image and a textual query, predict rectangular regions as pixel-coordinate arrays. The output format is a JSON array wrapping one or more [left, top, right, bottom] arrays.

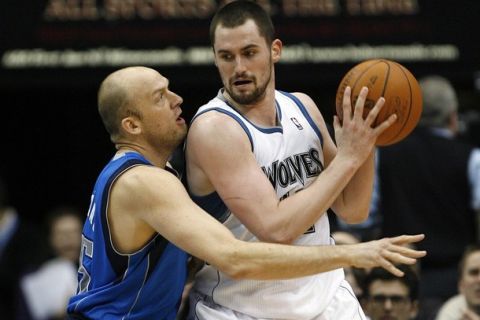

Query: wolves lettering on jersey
[[261, 148, 323, 190]]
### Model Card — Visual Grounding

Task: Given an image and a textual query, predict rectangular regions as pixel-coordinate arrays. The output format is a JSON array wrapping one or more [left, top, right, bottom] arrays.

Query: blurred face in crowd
[[50, 214, 82, 263], [459, 251, 480, 314], [365, 279, 418, 320]]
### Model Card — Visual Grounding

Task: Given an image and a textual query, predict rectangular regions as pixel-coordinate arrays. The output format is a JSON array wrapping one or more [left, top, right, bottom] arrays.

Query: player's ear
[[212, 47, 218, 67], [271, 39, 282, 63], [121, 116, 141, 135]]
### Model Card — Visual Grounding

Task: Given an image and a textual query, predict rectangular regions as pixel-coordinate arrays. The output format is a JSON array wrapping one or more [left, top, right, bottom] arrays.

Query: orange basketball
[[335, 59, 423, 146]]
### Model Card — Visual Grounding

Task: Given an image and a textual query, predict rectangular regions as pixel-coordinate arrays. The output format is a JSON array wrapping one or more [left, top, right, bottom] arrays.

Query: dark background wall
[[1, 0, 479, 221]]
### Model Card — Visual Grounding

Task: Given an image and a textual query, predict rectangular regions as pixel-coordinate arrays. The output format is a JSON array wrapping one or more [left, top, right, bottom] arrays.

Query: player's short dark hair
[[210, 0, 275, 47], [97, 76, 142, 140], [98, 78, 128, 138], [458, 244, 480, 278], [363, 265, 419, 300]]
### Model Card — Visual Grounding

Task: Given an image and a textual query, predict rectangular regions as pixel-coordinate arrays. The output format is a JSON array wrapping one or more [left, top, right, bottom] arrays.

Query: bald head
[[98, 66, 158, 141]]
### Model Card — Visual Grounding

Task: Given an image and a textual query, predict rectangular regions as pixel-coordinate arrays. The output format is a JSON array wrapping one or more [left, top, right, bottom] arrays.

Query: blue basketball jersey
[[67, 152, 188, 320]]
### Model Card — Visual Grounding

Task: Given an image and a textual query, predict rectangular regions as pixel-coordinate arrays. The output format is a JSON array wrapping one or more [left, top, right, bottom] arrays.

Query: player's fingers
[[364, 97, 385, 126], [352, 87, 368, 121], [383, 249, 417, 265], [333, 115, 341, 131], [389, 245, 427, 259], [380, 257, 404, 277], [342, 86, 353, 121], [391, 234, 425, 246], [373, 113, 397, 135]]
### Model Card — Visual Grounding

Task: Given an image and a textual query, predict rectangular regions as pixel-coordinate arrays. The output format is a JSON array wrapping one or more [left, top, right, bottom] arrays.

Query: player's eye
[[154, 92, 164, 103], [220, 53, 233, 61]]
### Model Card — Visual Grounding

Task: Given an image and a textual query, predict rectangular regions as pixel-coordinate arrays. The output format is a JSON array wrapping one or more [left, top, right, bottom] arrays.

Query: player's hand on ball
[[333, 86, 395, 166], [335, 59, 423, 146]]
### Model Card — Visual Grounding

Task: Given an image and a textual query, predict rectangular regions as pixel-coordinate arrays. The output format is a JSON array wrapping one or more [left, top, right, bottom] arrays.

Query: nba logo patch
[[304, 225, 315, 234], [290, 117, 303, 130]]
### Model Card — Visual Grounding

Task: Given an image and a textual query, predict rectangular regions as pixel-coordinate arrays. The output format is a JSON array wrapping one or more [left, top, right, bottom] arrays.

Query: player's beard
[[226, 62, 272, 105], [170, 124, 188, 149]]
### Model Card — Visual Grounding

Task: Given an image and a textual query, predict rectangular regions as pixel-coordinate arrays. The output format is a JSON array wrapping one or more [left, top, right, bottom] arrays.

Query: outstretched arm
[[110, 165, 425, 280]]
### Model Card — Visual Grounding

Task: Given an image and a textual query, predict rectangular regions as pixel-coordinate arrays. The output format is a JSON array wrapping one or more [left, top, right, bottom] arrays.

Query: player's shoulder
[[194, 95, 230, 116], [188, 105, 248, 144], [289, 91, 317, 108], [115, 165, 179, 193], [279, 91, 329, 133], [282, 91, 323, 119], [276, 90, 317, 111], [193, 106, 235, 124]]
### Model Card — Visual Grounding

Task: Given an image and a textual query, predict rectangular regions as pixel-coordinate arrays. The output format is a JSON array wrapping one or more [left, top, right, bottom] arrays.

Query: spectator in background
[[458, 110, 480, 148], [369, 75, 480, 319], [436, 244, 480, 320], [44, 206, 83, 264], [363, 265, 419, 320], [0, 177, 48, 319], [17, 206, 82, 320]]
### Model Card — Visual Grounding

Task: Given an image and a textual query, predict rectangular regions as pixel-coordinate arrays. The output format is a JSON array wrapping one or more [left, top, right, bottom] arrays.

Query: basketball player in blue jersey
[[185, 1, 412, 320], [66, 66, 425, 320]]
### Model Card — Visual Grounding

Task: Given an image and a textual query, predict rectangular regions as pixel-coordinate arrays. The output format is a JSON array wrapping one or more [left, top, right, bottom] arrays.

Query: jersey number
[[78, 235, 94, 293]]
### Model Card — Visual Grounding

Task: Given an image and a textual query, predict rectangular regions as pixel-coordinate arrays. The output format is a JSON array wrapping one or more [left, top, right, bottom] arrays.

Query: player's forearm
[[264, 155, 359, 243], [333, 151, 375, 223], [213, 240, 352, 280], [213, 234, 426, 280]]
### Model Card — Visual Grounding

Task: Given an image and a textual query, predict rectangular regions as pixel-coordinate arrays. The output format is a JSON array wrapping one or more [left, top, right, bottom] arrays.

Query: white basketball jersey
[[190, 90, 344, 319]]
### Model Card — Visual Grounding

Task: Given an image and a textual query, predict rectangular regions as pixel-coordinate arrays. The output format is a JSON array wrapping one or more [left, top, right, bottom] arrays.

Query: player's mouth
[[175, 110, 185, 124], [176, 117, 185, 125], [233, 79, 253, 88]]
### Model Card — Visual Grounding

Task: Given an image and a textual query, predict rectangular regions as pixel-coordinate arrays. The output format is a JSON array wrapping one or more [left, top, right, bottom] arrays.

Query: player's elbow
[[343, 215, 368, 224], [218, 263, 251, 280], [256, 227, 296, 245], [259, 233, 296, 245], [339, 208, 369, 224], [245, 218, 296, 244], [213, 245, 258, 280]]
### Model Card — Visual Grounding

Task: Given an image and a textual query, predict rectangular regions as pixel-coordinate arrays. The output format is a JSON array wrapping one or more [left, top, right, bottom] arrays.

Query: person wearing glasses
[[363, 265, 419, 320]]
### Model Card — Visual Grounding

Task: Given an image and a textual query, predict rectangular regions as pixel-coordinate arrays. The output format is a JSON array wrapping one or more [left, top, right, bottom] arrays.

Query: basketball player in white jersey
[[185, 1, 405, 319]]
